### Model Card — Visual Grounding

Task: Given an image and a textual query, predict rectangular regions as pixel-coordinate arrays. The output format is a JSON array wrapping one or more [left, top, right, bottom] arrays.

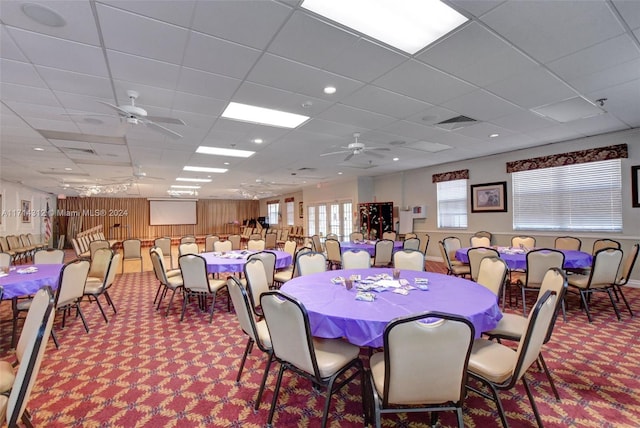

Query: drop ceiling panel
[[612, 0, 640, 30], [111, 81, 175, 109], [441, 89, 521, 121], [100, 0, 198, 28], [448, 0, 505, 18], [1, 83, 61, 107], [316, 104, 397, 130], [340, 86, 433, 119], [587, 79, 640, 127], [36, 65, 113, 98], [176, 68, 241, 100], [182, 32, 261, 79], [491, 110, 556, 133], [4, 100, 69, 122], [0, 59, 47, 88], [171, 92, 228, 117], [0, 27, 28, 62], [107, 50, 181, 90], [567, 58, 640, 94], [232, 82, 333, 117], [380, 120, 448, 142], [298, 119, 362, 139]]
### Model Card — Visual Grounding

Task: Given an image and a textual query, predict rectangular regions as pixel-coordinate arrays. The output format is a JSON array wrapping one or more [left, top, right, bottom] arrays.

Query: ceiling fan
[[320, 133, 390, 161], [111, 165, 164, 183], [99, 90, 186, 139]]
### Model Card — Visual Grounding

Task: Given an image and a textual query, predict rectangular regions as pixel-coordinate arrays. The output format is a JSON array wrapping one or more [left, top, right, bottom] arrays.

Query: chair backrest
[[261, 291, 319, 378], [0, 252, 10, 267], [470, 236, 491, 247], [311, 235, 323, 253], [525, 249, 565, 287], [247, 239, 266, 251], [341, 249, 371, 270], [438, 241, 454, 271], [476, 256, 508, 298], [179, 242, 200, 256], [473, 231, 492, 242], [179, 254, 211, 293], [280, 229, 289, 241], [404, 233, 417, 239], [381, 312, 474, 406], [373, 239, 394, 266], [33, 249, 64, 264], [512, 236, 535, 249], [150, 248, 170, 285], [536, 268, 568, 343], [403, 237, 420, 251], [0, 236, 9, 252], [291, 247, 313, 278], [88, 247, 114, 279], [204, 235, 220, 252], [227, 277, 269, 351], [393, 250, 424, 271], [265, 233, 277, 249], [592, 238, 620, 255], [617, 243, 639, 286], [587, 248, 623, 288], [55, 259, 91, 308], [244, 258, 271, 311], [122, 239, 142, 259], [101, 253, 122, 290], [213, 240, 232, 252], [554, 236, 581, 251], [154, 237, 172, 255], [228, 234, 241, 250], [89, 240, 111, 259], [467, 247, 500, 281], [324, 239, 341, 263], [442, 236, 462, 262], [326, 233, 338, 241], [180, 236, 196, 244], [416, 233, 430, 254], [6, 286, 55, 427], [249, 233, 262, 240], [283, 240, 297, 258], [247, 251, 276, 289], [349, 232, 364, 242], [70, 238, 84, 257], [382, 231, 397, 241], [296, 252, 327, 276]]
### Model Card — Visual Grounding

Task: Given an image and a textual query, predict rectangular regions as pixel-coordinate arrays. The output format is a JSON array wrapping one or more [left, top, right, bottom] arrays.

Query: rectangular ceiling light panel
[[196, 146, 256, 158], [221, 102, 309, 128], [302, 0, 468, 54], [176, 177, 212, 183], [183, 166, 228, 173]]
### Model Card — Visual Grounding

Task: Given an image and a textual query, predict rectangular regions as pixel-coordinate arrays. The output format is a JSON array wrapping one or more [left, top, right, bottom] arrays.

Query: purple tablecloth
[[201, 250, 292, 273], [455, 247, 592, 271], [340, 241, 404, 256], [281, 268, 502, 348], [0, 264, 63, 299]]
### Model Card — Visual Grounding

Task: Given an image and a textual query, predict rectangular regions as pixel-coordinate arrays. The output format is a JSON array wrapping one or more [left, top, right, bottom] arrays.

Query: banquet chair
[[154, 237, 173, 269], [121, 239, 143, 273], [612, 243, 638, 317], [567, 248, 624, 322], [476, 256, 509, 308], [382, 231, 397, 241], [296, 252, 327, 276], [228, 234, 242, 250], [416, 233, 430, 254], [274, 246, 312, 286], [33, 248, 64, 264], [392, 249, 424, 271], [402, 237, 420, 251], [511, 236, 536, 249], [349, 232, 364, 242], [485, 268, 567, 402], [473, 231, 493, 244], [227, 277, 273, 411], [470, 236, 491, 247], [180, 235, 196, 244], [0, 286, 55, 428], [404, 232, 417, 239], [204, 235, 220, 252], [366, 312, 474, 428], [0, 252, 10, 267], [179, 242, 200, 256], [213, 240, 232, 253], [439, 241, 470, 278], [89, 240, 110, 260], [282, 239, 297, 259], [247, 251, 277, 290], [83, 253, 121, 323], [261, 291, 364, 428], [71, 238, 89, 259], [518, 249, 565, 317], [324, 239, 342, 270], [442, 236, 465, 266], [342, 249, 371, 270], [311, 234, 323, 253], [50, 259, 91, 348], [326, 233, 338, 241], [150, 248, 184, 317], [372, 239, 394, 267], [178, 254, 228, 323], [86, 247, 113, 284], [467, 290, 558, 428], [265, 233, 277, 250], [467, 247, 500, 282], [0, 238, 17, 264], [247, 239, 266, 251], [26, 233, 45, 251], [592, 238, 620, 254], [276, 229, 289, 249], [554, 236, 581, 251], [244, 258, 270, 317], [249, 233, 262, 241]]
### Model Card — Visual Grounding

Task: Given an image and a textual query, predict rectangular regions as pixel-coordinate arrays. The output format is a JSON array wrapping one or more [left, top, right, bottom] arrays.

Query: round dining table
[[200, 250, 292, 274], [280, 268, 502, 348], [454, 247, 592, 271], [0, 264, 63, 299], [340, 240, 404, 256]]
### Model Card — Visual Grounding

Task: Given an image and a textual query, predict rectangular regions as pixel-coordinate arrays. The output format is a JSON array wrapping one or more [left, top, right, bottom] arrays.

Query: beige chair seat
[[468, 339, 517, 384], [85, 276, 103, 285], [567, 274, 595, 289], [312, 337, 360, 378], [167, 276, 184, 288], [451, 264, 471, 276], [207, 278, 227, 291], [483, 313, 527, 339], [255, 319, 272, 348], [83, 281, 105, 294], [15, 300, 32, 311], [167, 269, 182, 278], [0, 361, 15, 393], [273, 270, 293, 283]]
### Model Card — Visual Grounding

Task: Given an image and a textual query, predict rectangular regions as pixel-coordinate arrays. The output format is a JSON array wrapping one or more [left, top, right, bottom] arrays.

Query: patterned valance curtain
[[266, 199, 280, 205], [506, 144, 628, 173], [284, 197, 295, 203], [432, 169, 469, 183]]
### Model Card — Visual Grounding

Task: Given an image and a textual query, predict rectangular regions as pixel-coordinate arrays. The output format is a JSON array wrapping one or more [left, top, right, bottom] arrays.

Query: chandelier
[[77, 183, 130, 197]]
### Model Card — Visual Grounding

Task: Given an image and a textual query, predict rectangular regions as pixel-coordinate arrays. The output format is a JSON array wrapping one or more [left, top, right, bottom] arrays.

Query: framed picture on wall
[[21, 199, 31, 222], [470, 181, 507, 213], [632, 165, 640, 208], [299, 201, 304, 218]]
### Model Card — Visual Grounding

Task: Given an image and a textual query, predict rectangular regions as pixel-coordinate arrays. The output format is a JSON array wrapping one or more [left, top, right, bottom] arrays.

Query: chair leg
[[208, 293, 216, 323], [255, 353, 274, 411], [321, 374, 339, 428], [579, 290, 593, 323], [616, 285, 634, 317], [538, 353, 560, 401], [606, 288, 622, 321], [153, 283, 163, 304], [267, 364, 286, 427], [165, 288, 178, 317], [455, 408, 464, 428], [93, 296, 110, 323], [76, 303, 90, 333], [236, 339, 254, 383], [51, 329, 60, 349], [104, 291, 117, 314], [156, 286, 168, 310], [180, 293, 188, 322], [522, 376, 544, 428]]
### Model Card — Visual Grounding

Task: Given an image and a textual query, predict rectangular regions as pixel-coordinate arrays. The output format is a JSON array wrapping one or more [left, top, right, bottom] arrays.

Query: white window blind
[[512, 159, 622, 231], [307, 206, 316, 236], [286, 201, 294, 226], [267, 202, 279, 226], [437, 179, 468, 228]]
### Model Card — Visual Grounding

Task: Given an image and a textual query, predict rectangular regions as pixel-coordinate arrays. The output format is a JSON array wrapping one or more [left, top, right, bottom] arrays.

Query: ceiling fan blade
[[367, 147, 390, 151], [321, 150, 351, 157], [343, 153, 355, 162], [97, 100, 131, 117], [364, 150, 384, 159], [144, 120, 183, 139], [146, 116, 186, 126]]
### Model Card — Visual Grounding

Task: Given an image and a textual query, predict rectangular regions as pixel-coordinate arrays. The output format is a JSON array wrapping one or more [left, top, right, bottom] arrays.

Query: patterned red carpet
[[1, 260, 639, 427]]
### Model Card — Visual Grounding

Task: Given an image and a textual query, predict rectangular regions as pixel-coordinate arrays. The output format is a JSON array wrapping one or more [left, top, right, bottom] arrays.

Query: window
[[318, 205, 327, 236], [307, 200, 352, 239], [286, 201, 294, 226], [513, 159, 622, 231], [342, 202, 353, 238], [437, 179, 468, 228], [267, 202, 279, 226], [307, 206, 316, 236]]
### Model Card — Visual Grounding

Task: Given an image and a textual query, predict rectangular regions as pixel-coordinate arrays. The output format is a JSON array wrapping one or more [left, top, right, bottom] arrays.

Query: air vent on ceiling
[[60, 147, 97, 155], [434, 115, 478, 131], [297, 167, 317, 171]]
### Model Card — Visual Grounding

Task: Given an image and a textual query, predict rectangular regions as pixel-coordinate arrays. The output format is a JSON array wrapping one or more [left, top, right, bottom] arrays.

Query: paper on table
[[375, 279, 401, 288]]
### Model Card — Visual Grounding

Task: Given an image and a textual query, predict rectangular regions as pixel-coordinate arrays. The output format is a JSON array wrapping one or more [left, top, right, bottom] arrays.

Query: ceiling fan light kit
[[321, 133, 390, 162]]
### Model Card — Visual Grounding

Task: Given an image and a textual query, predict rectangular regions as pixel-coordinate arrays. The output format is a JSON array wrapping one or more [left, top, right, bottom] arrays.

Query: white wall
[[0, 180, 55, 245]]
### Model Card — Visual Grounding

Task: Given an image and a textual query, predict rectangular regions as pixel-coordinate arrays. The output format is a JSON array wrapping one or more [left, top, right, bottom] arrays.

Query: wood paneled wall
[[56, 197, 259, 240]]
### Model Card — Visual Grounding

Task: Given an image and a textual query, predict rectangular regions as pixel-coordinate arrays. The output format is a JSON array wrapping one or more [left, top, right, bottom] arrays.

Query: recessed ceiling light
[[252, 138, 263, 144], [176, 177, 212, 183], [171, 185, 201, 189], [21, 3, 67, 27], [393, 157, 399, 161], [33, 147, 44, 151], [323, 86, 337, 95], [64, 167, 72, 171], [183, 166, 228, 173], [338, 172, 343, 175], [221, 102, 309, 128], [302, 0, 468, 55], [489, 133, 500, 138], [223, 162, 230, 165], [196, 146, 255, 158]]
